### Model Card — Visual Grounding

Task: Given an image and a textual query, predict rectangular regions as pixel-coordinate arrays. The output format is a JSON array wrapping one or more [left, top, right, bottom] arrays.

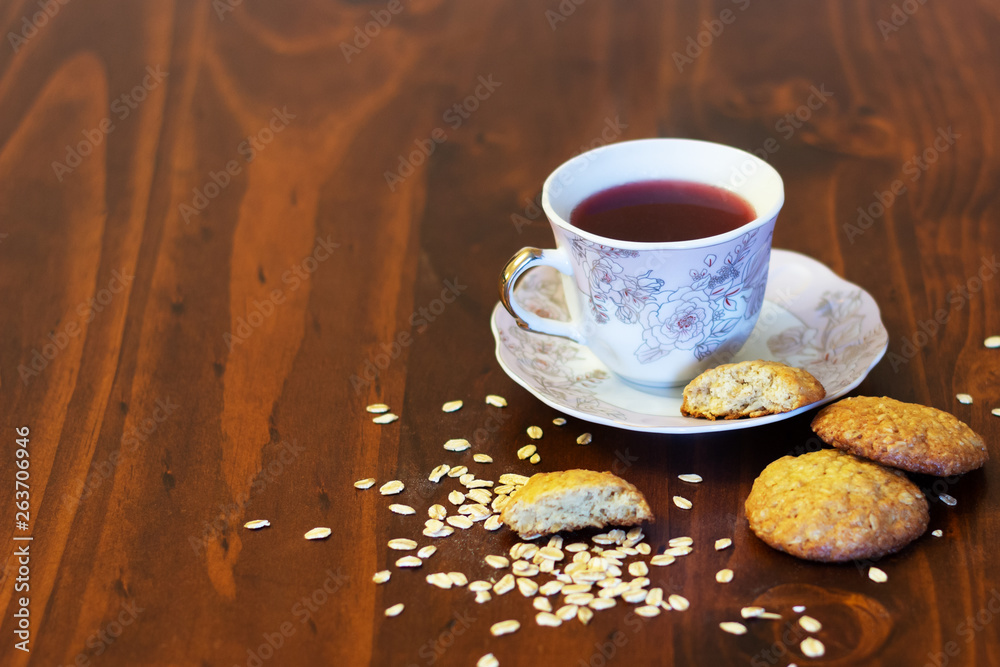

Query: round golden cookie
[[811, 396, 988, 476], [745, 449, 929, 562]]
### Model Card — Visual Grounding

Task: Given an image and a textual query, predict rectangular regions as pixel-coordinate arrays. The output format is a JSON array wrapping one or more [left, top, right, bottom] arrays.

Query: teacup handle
[[498, 247, 585, 343]]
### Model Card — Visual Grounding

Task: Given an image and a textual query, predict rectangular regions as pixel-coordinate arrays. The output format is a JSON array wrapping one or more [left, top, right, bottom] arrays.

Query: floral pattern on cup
[[570, 231, 771, 365]]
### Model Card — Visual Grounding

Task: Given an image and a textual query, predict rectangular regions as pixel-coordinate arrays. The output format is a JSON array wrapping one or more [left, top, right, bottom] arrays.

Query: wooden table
[[2, 1, 998, 665]]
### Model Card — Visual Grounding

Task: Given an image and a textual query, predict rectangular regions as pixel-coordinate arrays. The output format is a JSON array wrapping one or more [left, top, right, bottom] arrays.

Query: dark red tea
[[570, 180, 756, 243]]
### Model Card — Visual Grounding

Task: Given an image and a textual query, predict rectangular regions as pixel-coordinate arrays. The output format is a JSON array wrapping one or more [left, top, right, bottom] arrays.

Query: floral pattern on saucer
[[492, 249, 889, 434]]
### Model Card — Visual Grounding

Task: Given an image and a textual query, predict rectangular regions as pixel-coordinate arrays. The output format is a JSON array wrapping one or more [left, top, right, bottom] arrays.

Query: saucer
[[491, 249, 889, 433]]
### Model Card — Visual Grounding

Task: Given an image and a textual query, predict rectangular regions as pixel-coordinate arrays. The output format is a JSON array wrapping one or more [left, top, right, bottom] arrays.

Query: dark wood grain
[[1, 0, 998, 665]]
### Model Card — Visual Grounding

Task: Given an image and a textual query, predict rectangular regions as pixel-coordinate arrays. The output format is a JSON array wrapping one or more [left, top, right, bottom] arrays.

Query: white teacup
[[499, 138, 784, 390]]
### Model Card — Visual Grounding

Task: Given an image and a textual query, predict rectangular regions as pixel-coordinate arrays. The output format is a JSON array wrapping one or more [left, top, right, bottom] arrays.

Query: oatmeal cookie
[[811, 396, 988, 476], [500, 470, 653, 538], [745, 449, 929, 562], [681, 360, 826, 420]]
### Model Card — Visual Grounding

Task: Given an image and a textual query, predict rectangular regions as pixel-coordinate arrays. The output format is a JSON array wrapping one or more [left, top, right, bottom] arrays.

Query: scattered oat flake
[[517, 444, 536, 460], [447, 466, 468, 478], [577, 433, 592, 445], [478, 653, 499, 667], [442, 400, 463, 412], [992, 408, 1000, 417], [447, 515, 474, 529], [678, 473, 702, 483], [869, 567, 888, 583], [715, 538, 732, 550], [529, 453, 541, 465], [475, 590, 492, 604], [444, 438, 471, 452], [485, 394, 507, 408], [304, 527, 331, 540], [354, 478, 376, 489], [372, 570, 391, 584], [667, 594, 689, 611], [741, 606, 765, 619], [578, 606, 594, 624], [426, 572, 452, 589], [428, 464, 450, 483], [673, 496, 693, 510], [428, 504, 447, 520], [799, 615, 822, 632], [650, 554, 675, 567], [635, 605, 661, 618], [379, 480, 405, 495], [939, 493, 957, 506], [484, 515, 503, 531], [956, 393, 973, 405], [448, 572, 468, 587], [716, 569, 734, 583], [533, 597, 553, 612], [760, 612, 782, 620], [668, 536, 693, 547], [388, 538, 417, 550], [792, 605, 806, 613], [384, 603, 404, 617], [486, 555, 510, 569], [389, 504, 415, 515], [553, 417, 567, 426], [417, 546, 437, 559], [801, 637, 825, 658], [720, 621, 747, 635], [396, 555, 422, 568], [372, 413, 398, 424], [244, 519, 270, 530], [932, 529, 943, 537], [490, 620, 520, 636], [366, 403, 390, 413], [986, 336, 1000, 348], [527, 426, 543, 439], [473, 453, 493, 464]]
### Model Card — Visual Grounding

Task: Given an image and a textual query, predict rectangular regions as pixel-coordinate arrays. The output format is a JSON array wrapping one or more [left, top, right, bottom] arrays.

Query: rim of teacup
[[540, 138, 784, 251]]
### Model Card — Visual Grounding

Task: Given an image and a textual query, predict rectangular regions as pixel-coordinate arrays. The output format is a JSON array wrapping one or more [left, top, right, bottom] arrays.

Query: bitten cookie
[[500, 470, 653, 538], [811, 396, 988, 476], [681, 360, 826, 420], [745, 449, 929, 562]]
